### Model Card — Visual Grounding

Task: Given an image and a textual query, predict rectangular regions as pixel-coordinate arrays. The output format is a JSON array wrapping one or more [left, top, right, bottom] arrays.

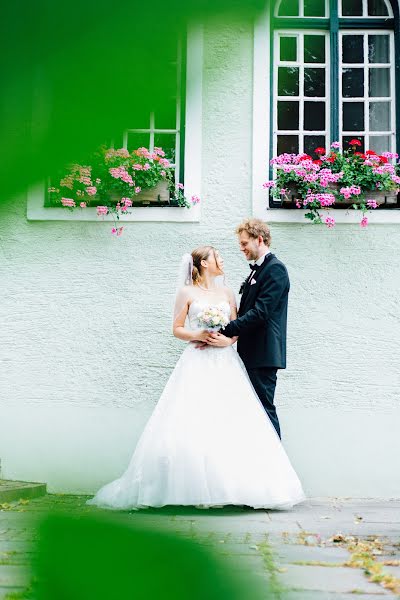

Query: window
[[267, 0, 400, 211], [122, 37, 185, 185], [28, 26, 202, 223]]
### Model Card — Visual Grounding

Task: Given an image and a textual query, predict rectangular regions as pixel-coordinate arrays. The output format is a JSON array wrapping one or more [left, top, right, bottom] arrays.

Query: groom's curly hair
[[236, 218, 271, 246]]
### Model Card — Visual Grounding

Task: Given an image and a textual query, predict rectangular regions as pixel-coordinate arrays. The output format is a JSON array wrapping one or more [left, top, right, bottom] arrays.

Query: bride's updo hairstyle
[[191, 246, 217, 284]]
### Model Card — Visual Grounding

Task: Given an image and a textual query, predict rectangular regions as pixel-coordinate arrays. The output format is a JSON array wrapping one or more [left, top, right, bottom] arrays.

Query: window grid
[[338, 30, 396, 152], [122, 39, 182, 183], [274, 31, 330, 155], [275, 0, 329, 18], [338, 0, 393, 18]]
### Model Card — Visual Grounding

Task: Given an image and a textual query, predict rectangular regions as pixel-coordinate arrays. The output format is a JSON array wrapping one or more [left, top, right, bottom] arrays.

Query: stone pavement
[[0, 495, 399, 599]]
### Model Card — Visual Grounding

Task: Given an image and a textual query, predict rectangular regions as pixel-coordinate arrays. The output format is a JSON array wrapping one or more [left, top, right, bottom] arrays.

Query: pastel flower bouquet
[[264, 140, 400, 228], [47, 146, 200, 235], [197, 306, 229, 332]]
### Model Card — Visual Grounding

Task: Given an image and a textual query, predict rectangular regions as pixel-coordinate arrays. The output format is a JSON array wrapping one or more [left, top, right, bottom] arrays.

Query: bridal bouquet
[[197, 306, 229, 332]]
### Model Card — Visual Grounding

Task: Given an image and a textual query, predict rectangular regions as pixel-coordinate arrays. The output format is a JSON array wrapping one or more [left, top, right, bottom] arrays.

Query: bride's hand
[[206, 332, 233, 347], [193, 330, 212, 343]]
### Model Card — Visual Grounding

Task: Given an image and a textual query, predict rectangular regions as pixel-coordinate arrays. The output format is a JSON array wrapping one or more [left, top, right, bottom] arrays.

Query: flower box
[[266, 141, 400, 226], [105, 180, 171, 207], [280, 185, 396, 208]]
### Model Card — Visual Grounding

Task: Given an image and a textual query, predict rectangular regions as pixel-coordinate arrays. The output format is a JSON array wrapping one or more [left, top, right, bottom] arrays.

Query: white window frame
[[252, 6, 400, 223], [27, 24, 203, 224], [274, 30, 330, 157], [275, 0, 329, 18], [338, 0, 393, 18], [339, 30, 396, 153]]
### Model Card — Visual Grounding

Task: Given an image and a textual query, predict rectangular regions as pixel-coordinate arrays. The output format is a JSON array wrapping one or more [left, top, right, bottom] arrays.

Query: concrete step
[[0, 480, 47, 503]]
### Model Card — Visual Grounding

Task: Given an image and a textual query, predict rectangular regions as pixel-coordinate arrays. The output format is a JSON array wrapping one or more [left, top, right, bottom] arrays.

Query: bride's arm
[[172, 288, 210, 343]]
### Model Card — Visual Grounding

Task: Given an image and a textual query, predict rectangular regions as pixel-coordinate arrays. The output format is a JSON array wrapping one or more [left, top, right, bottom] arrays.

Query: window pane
[[342, 0, 363, 15], [278, 67, 299, 96], [369, 101, 391, 131], [368, 0, 389, 15], [280, 36, 297, 62], [304, 135, 326, 158], [304, 35, 325, 63], [342, 36, 364, 63], [127, 132, 150, 151], [304, 68, 325, 96], [369, 135, 391, 154], [342, 69, 364, 98], [304, 0, 326, 17], [304, 101, 325, 130], [278, 101, 299, 129], [278, 0, 299, 16], [155, 100, 177, 130], [154, 133, 176, 161], [343, 102, 365, 130], [343, 136, 365, 151], [369, 68, 390, 97], [368, 35, 389, 64], [277, 135, 299, 154]]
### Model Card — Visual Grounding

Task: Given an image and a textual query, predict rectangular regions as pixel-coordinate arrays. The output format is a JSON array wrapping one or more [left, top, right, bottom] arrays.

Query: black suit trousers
[[247, 367, 281, 439]]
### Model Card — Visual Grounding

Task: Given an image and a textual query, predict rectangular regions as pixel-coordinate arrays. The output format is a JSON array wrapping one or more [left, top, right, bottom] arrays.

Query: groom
[[221, 218, 289, 438]]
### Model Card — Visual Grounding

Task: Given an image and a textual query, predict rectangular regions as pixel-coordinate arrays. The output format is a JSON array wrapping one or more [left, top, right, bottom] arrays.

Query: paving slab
[[284, 593, 390, 599], [0, 480, 46, 503], [277, 564, 391, 595]]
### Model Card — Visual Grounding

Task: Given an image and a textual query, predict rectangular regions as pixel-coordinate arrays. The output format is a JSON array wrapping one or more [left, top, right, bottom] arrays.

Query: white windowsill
[[27, 23, 203, 224], [27, 182, 201, 223]]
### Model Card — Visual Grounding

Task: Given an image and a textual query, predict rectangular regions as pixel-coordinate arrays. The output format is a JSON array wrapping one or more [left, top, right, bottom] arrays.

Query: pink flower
[[330, 141, 341, 149], [143, 163, 151, 171], [360, 216, 368, 228], [366, 199, 378, 209], [191, 195, 200, 205], [86, 186, 97, 196], [134, 147, 151, 159], [96, 206, 108, 216], [80, 202, 87, 208], [61, 197, 76, 207], [79, 176, 92, 185], [111, 228, 117, 235], [280, 188, 288, 195], [135, 186, 142, 194], [160, 170, 166, 177], [325, 216, 336, 228], [262, 180, 275, 189], [154, 147, 165, 157], [132, 163, 143, 170], [382, 151, 399, 160], [176, 182, 184, 189], [159, 158, 170, 168], [121, 197, 132, 207]]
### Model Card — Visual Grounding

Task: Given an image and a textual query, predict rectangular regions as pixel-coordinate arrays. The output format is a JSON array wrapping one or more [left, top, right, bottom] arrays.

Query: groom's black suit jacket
[[223, 253, 289, 369]]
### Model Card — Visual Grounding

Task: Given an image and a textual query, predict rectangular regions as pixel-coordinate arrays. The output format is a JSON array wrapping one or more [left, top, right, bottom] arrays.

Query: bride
[[88, 246, 305, 510]]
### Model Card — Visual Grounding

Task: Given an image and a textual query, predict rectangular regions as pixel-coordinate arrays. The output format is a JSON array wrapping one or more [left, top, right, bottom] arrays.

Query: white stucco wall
[[0, 18, 399, 498]]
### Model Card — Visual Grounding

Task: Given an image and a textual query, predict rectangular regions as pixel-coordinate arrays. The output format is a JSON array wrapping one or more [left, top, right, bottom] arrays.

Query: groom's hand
[[206, 332, 233, 347]]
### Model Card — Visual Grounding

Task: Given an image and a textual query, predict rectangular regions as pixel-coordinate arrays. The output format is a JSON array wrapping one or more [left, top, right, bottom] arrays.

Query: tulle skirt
[[87, 343, 305, 510]]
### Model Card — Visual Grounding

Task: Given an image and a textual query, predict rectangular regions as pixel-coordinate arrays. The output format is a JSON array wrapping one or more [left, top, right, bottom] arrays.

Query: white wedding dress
[[88, 301, 305, 510]]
